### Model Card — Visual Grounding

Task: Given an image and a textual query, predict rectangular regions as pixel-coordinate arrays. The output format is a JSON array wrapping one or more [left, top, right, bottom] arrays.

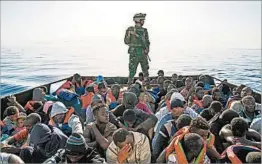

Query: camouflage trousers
[[128, 53, 149, 78]]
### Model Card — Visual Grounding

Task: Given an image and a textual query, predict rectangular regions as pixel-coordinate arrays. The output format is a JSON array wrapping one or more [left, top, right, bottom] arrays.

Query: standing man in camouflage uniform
[[124, 13, 150, 86]]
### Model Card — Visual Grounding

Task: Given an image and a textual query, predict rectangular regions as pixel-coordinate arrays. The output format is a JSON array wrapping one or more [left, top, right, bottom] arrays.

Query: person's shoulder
[[126, 26, 134, 31]]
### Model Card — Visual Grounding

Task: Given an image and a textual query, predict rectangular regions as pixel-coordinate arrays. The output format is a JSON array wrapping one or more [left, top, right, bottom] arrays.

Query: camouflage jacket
[[124, 26, 150, 51]]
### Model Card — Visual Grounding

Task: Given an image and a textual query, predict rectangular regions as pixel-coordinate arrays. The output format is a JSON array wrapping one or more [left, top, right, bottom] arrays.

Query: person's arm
[[219, 124, 234, 144], [156, 149, 167, 163], [88, 147, 106, 163], [246, 128, 261, 142], [7, 96, 26, 113], [68, 115, 83, 134], [88, 123, 113, 150], [124, 27, 132, 45], [138, 135, 151, 163], [83, 126, 97, 147], [152, 125, 170, 162], [206, 146, 221, 161], [134, 110, 158, 132]]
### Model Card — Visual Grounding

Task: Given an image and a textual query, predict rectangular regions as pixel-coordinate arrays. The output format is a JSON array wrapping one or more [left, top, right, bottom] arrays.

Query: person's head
[[32, 88, 45, 101], [242, 96, 256, 113], [195, 82, 204, 88], [91, 94, 103, 107], [98, 82, 107, 95], [17, 116, 26, 128], [199, 75, 206, 83], [189, 117, 210, 140], [65, 133, 87, 163], [128, 85, 140, 97], [183, 133, 205, 162], [167, 84, 176, 92], [176, 80, 184, 88], [8, 153, 25, 164], [170, 99, 185, 118], [123, 109, 137, 128], [138, 72, 144, 81], [219, 110, 239, 125], [209, 101, 223, 114], [50, 102, 68, 124], [157, 70, 164, 77], [212, 88, 221, 101], [156, 76, 165, 85], [246, 152, 261, 163], [165, 89, 177, 101], [202, 95, 213, 108], [86, 85, 95, 93], [111, 84, 121, 96], [195, 87, 204, 100], [92, 104, 109, 124], [24, 113, 41, 132], [33, 101, 43, 111], [123, 92, 138, 109], [221, 83, 230, 95], [164, 80, 172, 90], [138, 92, 148, 103], [176, 114, 192, 130], [133, 13, 146, 26], [113, 128, 134, 149], [185, 77, 193, 89], [5, 106, 19, 122], [73, 73, 81, 83], [171, 73, 178, 82], [231, 117, 249, 137], [241, 87, 253, 98], [40, 86, 48, 94]]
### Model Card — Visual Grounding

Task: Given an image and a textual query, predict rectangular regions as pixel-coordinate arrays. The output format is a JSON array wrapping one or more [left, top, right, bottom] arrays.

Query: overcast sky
[[1, 1, 261, 50]]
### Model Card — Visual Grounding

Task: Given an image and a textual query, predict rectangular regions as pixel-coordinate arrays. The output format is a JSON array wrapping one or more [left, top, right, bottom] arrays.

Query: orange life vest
[[56, 81, 73, 95], [166, 129, 207, 163], [170, 126, 215, 148], [193, 99, 204, 108], [49, 107, 75, 126], [81, 92, 95, 109], [221, 145, 261, 164], [24, 100, 41, 111]]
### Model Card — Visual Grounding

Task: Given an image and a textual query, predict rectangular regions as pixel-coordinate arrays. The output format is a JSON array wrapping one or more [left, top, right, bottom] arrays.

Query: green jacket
[[124, 26, 150, 55]]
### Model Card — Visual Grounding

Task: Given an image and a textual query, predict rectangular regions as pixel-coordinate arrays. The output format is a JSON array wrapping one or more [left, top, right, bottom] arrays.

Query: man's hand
[[129, 31, 139, 37], [7, 95, 17, 104], [86, 122, 97, 130], [117, 144, 132, 164]]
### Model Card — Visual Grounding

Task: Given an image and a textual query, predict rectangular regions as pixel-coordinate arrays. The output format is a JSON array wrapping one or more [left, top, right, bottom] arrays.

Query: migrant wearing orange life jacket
[[49, 107, 75, 136], [107, 90, 124, 109], [72, 78, 93, 96], [24, 100, 42, 111], [56, 79, 94, 96], [165, 130, 207, 164], [169, 126, 215, 149], [220, 145, 261, 164], [80, 92, 95, 110]]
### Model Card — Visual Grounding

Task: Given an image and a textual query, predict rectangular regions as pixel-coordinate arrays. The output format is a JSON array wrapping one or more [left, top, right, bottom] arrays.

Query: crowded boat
[[0, 71, 261, 163]]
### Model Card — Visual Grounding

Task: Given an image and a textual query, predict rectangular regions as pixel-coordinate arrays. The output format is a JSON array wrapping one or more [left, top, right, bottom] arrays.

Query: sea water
[[1, 44, 261, 97]]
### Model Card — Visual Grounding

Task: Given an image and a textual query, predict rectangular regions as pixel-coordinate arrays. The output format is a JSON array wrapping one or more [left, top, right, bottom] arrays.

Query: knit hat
[[50, 102, 68, 118], [170, 92, 185, 103], [65, 133, 87, 154]]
